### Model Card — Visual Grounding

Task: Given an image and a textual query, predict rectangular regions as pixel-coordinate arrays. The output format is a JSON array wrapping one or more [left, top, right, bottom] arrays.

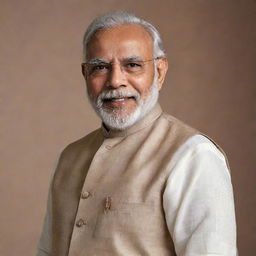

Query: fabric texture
[[163, 135, 237, 256], [37, 103, 237, 256]]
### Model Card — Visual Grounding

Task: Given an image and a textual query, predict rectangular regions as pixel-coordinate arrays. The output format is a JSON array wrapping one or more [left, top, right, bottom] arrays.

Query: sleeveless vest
[[50, 104, 200, 255]]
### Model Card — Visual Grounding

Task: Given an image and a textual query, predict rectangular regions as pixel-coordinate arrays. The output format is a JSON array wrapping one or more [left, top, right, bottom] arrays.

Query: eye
[[126, 62, 142, 68], [92, 63, 109, 71], [124, 61, 143, 73]]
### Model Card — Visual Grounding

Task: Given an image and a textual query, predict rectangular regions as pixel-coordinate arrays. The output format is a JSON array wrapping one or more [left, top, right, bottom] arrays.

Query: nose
[[107, 63, 127, 89]]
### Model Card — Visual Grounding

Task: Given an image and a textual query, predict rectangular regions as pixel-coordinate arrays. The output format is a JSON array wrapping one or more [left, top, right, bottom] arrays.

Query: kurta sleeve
[[36, 182, 53, 256], [36, 154, 60, 256], [163, 135, 237, 256], [36, 186, 52, 255]]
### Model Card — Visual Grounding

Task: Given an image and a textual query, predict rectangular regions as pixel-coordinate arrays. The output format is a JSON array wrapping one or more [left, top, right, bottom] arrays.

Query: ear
[[156, 57, 168, 90], [81, 63, 87, 79]]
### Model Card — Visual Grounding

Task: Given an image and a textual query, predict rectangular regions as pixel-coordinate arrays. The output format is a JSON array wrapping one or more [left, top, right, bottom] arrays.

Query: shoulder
[[161, 112, 197, 132], [167, 134, 230, 184], [59, 128, 103, 160], [158, 112, 227, 163], [156, 111, 230, 174], [156, 112, 198, 142], [150, 112, 199, 156], [172, 134, 227, 163]]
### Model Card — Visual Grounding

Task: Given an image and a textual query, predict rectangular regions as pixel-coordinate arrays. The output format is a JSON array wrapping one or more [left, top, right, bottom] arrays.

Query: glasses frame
[[81, 57, 161, 77]]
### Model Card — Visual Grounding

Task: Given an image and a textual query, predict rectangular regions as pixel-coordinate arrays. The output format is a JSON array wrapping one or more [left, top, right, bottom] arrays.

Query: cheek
[[86, 77, 107, 98], [129, 74, 155, 96]]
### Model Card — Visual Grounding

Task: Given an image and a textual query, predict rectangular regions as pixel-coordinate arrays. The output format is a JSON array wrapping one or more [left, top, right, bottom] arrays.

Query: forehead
[[86, 24, 154, 60]]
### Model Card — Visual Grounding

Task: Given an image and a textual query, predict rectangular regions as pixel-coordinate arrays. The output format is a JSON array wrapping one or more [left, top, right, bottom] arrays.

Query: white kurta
[[163, 134, 237, 255]]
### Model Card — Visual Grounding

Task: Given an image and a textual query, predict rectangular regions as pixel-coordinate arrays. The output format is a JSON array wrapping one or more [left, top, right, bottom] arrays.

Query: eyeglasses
[[81, 57, 160, 77]]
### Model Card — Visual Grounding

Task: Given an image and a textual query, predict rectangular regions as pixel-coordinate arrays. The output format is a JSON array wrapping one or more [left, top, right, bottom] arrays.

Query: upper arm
[[163, 135, 237, 256], [36, 154, 61, 256]]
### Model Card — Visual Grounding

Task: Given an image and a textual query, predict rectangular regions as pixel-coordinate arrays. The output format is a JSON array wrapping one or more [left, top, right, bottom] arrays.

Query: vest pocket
[[93, 201, 163, 239]]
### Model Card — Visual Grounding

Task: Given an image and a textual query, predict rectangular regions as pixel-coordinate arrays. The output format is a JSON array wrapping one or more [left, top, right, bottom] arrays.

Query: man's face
[[84, 24, 167, 130]]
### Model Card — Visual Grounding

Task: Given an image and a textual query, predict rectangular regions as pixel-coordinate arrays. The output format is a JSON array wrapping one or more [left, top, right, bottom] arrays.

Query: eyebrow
[[122, 56, 143, 62], [87, 58, 108, 64], [87, 56, 144, 64]]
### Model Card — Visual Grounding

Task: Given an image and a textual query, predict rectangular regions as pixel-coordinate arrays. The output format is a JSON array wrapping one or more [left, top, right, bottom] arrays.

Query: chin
[[99, 89, 159, 130], [99, 106, 142, 130]]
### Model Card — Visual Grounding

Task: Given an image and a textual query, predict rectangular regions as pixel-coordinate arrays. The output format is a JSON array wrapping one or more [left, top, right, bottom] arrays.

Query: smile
[[102, 96, 136, 109], [103, 96, 136, 102]]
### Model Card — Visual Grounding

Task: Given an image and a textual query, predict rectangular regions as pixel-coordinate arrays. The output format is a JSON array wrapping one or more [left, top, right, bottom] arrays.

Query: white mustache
[[99, 90, 140, 101]]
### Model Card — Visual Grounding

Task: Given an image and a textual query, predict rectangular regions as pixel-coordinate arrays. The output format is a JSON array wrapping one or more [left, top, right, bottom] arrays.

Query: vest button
[[81, 191, 90, 199], [76, 218, 86, 227]]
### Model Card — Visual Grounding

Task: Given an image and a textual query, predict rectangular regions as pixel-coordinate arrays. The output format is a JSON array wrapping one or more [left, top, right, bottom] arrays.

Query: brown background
[[1, 0, 255, 255]]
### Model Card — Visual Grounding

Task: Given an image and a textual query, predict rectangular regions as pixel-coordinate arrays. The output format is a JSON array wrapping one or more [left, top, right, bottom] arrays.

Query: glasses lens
[[82, 58, 156, 77], [89, 63, 110, 76], [122, 61, 144, 74]]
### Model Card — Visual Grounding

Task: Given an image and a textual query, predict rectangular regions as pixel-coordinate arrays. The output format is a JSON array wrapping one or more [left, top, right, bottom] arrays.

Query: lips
[[102, 96, 136, 108], [103, 96, 135, 102]]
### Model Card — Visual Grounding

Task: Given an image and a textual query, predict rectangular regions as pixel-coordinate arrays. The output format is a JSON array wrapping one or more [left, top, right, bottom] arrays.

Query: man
[[37, 11, 237, 256]]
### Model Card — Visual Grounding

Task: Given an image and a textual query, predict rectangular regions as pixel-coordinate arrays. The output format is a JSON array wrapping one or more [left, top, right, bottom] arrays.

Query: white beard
[[87, 72, 159, 130]]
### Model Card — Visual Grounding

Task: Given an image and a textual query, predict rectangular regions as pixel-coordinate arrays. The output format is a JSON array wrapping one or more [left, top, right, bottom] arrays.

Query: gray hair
[[83, 11, 165, 60]]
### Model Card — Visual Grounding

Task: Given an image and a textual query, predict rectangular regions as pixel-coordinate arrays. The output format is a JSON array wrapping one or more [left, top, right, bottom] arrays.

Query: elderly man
[[37, 12, 237, 256]]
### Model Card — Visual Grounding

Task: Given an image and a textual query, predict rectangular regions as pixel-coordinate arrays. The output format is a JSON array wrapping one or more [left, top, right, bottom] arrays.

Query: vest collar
[[102, 103, 162, 138]]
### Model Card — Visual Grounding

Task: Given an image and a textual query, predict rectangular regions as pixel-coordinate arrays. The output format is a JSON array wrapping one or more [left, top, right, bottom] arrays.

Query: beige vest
[[51, 104, 199, 256]]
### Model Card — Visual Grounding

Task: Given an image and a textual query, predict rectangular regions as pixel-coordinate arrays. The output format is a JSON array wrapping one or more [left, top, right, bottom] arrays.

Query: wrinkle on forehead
[[86, 24, 154, 61]]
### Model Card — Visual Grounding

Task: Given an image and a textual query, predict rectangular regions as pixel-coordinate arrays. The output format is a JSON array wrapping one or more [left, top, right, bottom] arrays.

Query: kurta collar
[[102, 103, 162, 138]]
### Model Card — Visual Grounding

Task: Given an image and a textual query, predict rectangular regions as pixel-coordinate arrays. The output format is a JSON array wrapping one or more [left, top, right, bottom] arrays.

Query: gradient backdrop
[[1, 0, 255, 255]]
